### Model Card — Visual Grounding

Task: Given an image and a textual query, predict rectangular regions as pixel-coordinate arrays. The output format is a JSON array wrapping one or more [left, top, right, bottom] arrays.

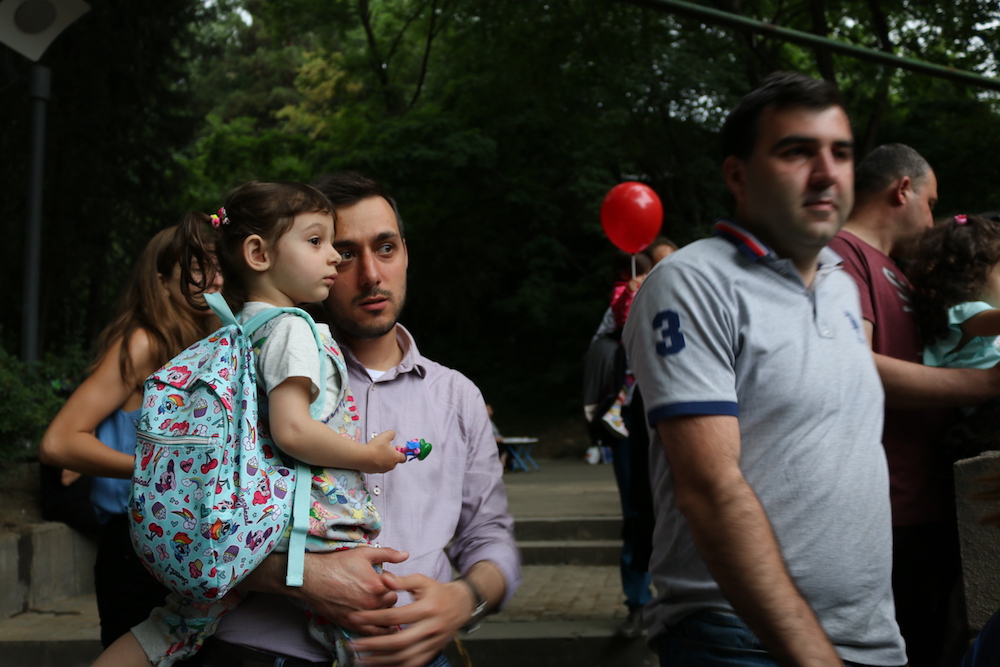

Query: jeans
[[655, 611, 879, 667], [656, 611, 772, 666], [426, 654, 451, 667], [611, 409, 653, 609]]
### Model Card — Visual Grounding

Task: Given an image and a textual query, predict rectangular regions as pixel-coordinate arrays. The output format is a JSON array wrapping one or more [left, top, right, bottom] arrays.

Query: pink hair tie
[[210, 207, 230, 228], [955, 214, 968, 225]]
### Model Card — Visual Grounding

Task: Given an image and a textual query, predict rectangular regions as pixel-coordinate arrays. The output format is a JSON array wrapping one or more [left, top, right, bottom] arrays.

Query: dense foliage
[[4, 0, 1000, 436], [0, 345, 87, 464]]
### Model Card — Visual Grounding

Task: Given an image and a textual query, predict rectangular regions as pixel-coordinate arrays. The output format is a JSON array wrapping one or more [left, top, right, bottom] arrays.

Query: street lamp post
[[22, 63, 50, 363], [0, 0, 90, 362]]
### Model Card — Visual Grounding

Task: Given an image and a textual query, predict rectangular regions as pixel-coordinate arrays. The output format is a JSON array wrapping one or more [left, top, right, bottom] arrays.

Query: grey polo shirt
[[623, 221, 905, 665]]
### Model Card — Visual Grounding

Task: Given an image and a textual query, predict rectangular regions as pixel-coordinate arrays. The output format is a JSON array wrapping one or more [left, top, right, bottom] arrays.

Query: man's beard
[[328, 287, 405, 341]]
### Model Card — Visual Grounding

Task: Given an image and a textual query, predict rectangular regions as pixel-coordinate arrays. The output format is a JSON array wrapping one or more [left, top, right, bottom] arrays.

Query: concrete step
[[513, 516, 621, 542], [518, 539, 622, 566], [0, 523, 97, 620], [0, 630, 657, 667], [445, 620, 656, 666], [515, 516, 623, 567], [0, 565, 652, 666], [0, 594, 101, 667]]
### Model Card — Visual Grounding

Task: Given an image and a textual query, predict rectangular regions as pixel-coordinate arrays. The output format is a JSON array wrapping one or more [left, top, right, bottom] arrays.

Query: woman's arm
[[266, 376, 403, 473], [39, 331, 158, 478]]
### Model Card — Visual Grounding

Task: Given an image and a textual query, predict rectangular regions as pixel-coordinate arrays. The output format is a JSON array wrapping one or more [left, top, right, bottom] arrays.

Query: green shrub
[[0, 344, 88, 463]]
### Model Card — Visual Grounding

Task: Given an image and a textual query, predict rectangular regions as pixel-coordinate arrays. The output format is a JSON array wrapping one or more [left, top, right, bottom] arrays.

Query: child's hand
[[359, 430, 405, 473]]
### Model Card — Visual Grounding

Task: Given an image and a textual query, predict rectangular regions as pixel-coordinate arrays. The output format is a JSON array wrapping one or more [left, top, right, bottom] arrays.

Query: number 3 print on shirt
[[653, 310, 685, 356]]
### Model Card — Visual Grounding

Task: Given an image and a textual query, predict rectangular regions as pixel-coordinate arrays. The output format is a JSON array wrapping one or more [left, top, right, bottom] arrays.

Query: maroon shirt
[[828, 230, 954, 526]]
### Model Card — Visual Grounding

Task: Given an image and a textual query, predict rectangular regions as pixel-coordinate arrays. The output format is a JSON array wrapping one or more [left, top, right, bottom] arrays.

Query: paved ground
[[0, 458, 631, 640]]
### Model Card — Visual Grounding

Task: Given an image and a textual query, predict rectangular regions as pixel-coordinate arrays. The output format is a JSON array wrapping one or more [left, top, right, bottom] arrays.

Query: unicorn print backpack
[[128, 292, 322, 601]]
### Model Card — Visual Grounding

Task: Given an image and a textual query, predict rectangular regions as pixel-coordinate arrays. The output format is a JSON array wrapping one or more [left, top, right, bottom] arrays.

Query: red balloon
[[600, 182, 663, 254]]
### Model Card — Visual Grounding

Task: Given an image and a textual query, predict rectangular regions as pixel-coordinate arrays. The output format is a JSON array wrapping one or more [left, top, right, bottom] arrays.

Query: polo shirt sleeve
[[623, 257, 738, 427]]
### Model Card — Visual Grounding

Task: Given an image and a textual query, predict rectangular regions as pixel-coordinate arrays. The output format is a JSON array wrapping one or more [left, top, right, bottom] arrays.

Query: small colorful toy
[[397, 438, 433, 462]]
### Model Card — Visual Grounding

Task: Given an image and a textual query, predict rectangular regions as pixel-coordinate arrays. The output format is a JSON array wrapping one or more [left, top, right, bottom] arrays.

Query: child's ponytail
[[175, 211, 218, 313]]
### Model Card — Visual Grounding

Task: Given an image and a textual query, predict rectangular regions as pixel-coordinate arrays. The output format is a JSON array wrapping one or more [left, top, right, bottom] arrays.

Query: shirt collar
[[713, 219, 773, 261], [339, 323, 428, 381], [713, 218, 843, 280]]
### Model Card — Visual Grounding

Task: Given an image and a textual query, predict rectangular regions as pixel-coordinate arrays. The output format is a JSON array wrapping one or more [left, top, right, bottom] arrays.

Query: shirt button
[[373, 486, 381, 495]]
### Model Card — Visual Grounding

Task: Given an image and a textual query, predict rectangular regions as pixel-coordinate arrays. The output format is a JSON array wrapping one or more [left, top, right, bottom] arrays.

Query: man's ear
[[891, 176, 912, 207], [243, 235, 271, 273], [722, 155, 746, 203]]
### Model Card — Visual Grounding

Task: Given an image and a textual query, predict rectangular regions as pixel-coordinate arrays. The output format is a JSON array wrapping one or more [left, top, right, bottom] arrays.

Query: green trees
[[5, 0, 1000, 431]]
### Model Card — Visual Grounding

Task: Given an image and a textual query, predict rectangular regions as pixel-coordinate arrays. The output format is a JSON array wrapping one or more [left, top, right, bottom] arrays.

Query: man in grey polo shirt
[[623, 72, 906, 666]]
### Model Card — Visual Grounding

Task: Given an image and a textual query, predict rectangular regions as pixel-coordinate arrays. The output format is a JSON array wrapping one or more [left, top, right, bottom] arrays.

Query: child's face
[[983, 261, 1000, 309], [269, 212, 341, 306]]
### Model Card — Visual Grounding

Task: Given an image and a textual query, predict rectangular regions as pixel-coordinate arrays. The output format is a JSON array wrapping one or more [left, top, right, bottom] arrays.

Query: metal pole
[[22, 63, 50, 363], [620, 0, 1000, 92]]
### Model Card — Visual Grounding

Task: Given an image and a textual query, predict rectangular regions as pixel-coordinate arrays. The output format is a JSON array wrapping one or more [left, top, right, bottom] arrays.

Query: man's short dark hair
[[311, 170, 405, 237], [854, 144, 932, 204], [720, 71, 846, 161]]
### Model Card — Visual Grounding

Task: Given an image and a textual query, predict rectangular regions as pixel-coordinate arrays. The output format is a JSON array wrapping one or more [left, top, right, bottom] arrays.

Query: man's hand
[[347, 575, 474, 667], [291, 547, 409, 635]]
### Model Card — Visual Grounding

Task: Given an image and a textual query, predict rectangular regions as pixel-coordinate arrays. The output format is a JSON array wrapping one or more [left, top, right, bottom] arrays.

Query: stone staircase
[[0, 460, 657, 666], [447, 463, 657, 667]]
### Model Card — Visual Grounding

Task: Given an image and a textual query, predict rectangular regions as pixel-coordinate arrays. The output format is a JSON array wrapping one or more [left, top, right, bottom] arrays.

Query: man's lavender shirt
[[213, 325, 521, 659]]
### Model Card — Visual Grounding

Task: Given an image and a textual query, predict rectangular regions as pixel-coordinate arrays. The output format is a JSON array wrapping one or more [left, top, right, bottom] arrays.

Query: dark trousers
[[94, 514, 173, 648]]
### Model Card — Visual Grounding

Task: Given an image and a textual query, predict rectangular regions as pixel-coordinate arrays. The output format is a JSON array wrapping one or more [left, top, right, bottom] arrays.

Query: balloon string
[[631, 254, 636, 280]]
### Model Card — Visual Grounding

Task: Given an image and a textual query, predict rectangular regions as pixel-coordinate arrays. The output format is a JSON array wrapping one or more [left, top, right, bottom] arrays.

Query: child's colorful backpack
[[128, 292, 323, 601]]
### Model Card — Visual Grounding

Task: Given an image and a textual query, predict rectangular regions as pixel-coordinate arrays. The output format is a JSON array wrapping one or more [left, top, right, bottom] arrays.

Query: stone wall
[[0, 524, 97, 619], [955, 451, 1000, 633]]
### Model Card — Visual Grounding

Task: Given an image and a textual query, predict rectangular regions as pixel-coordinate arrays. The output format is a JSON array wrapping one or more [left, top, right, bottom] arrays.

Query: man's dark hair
[[311, 170, 405, 237], [720, 71, 846, 161], [854, 143, 932, 205]]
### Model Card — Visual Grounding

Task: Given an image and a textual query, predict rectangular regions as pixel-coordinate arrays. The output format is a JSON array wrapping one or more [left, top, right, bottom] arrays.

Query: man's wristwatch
[[459, 577, 489, 634]]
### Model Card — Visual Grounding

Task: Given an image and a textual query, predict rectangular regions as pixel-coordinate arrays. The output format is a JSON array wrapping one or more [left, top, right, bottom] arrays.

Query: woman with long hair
[[40, 216, 221, 648]]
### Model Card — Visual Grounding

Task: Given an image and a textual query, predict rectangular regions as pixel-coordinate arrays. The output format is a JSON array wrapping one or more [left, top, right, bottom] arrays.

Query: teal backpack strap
[[240, 304, 328, 588], [205, 292, 239, 327], [285, 459, 313, 587]]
